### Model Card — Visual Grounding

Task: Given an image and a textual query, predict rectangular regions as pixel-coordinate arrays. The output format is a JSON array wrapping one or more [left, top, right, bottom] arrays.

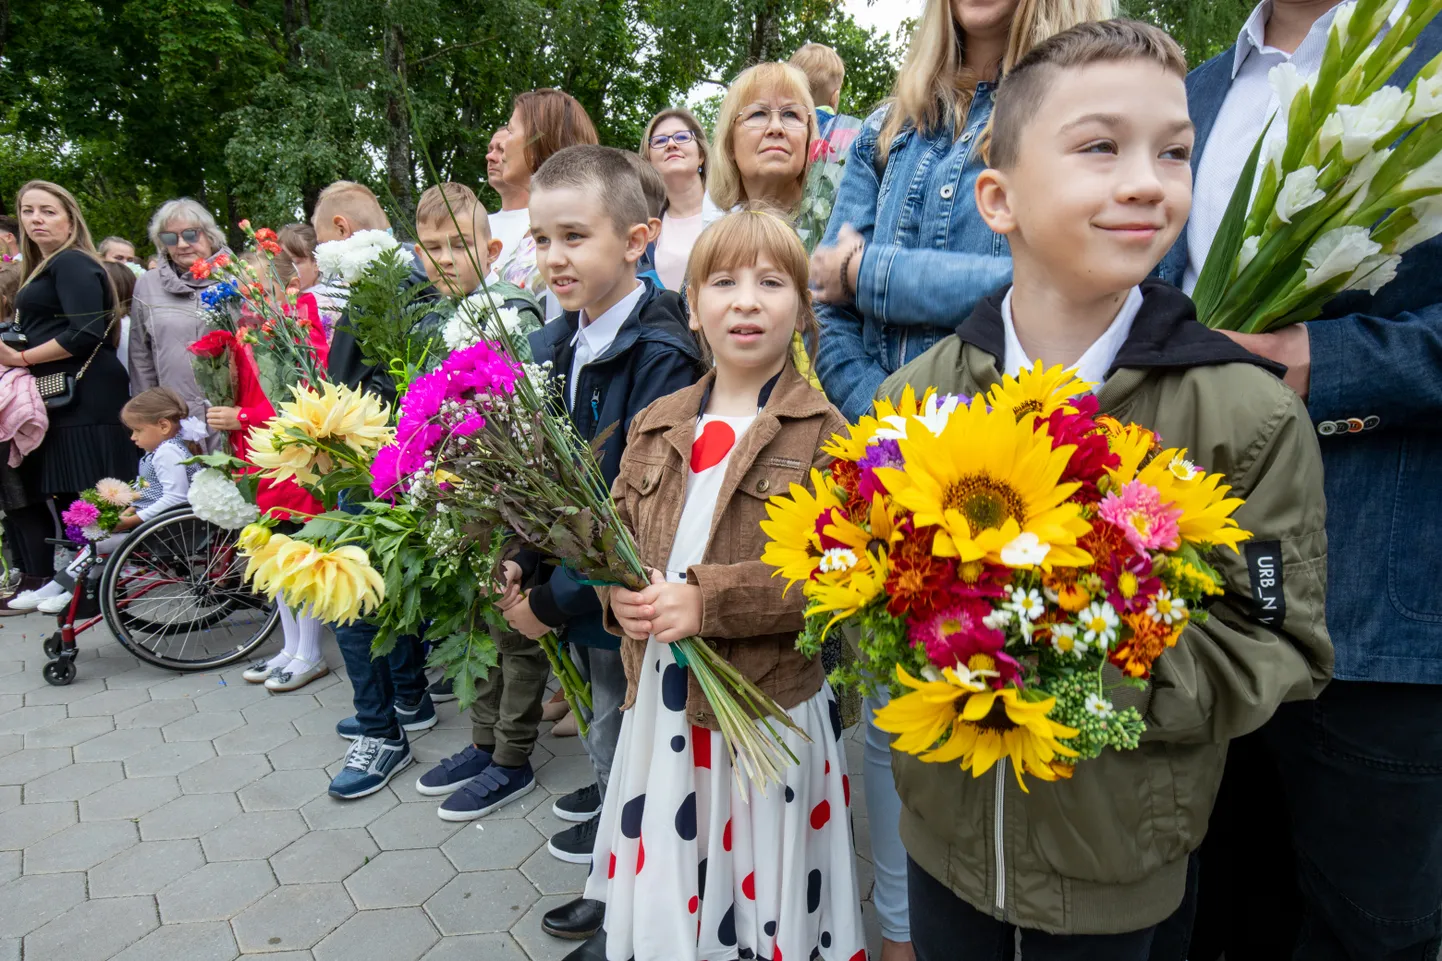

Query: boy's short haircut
[[622, 152, 668, 219], [0, 215, 17, 237], [986, 19, 1187, 171], [533, 145, 649, 237], [789, 42, 845, 108], [313, 180, 390, 231], [415, 183, 490, 238]]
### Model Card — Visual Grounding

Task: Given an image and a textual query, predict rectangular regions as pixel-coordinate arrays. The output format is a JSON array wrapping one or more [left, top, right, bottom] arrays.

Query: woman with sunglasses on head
[[129, 198, 233, 449], [639, 108, 710, 291]]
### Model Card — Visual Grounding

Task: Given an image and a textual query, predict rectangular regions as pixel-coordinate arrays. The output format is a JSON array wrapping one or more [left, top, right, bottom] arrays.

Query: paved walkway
[[0, 617, 883, 960]]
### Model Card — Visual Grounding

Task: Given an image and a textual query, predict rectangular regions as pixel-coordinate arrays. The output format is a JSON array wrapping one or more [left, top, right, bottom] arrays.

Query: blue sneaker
[[437, 762, 535, 821], [328, 734, 413, 799], [335, 694, 438, 740], [415, 744, 493, 797]]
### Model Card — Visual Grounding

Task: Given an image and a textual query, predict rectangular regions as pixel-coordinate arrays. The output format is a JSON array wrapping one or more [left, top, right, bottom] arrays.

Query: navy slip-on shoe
[[437, 762, 536, 821], [415, 744, 494, 797]]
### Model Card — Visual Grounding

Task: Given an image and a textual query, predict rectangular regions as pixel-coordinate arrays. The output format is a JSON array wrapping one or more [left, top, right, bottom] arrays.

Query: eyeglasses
[[649, 130, 697, 150], [737, 105, 809, 130], [158, 228, 202, 246]]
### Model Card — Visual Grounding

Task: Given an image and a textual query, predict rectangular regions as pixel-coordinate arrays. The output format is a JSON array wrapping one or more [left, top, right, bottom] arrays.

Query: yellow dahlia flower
[[276, 381, 392, 456], [873, 396, 1092, 568], [247, 426, 331, 486], [238, 523, 273, 552], [280, 545, 385, 625], [986, 363, 1094, 423]]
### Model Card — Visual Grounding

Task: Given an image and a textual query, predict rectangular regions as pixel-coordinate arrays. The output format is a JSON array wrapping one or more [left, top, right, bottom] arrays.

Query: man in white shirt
[[1158, 4, 1442, 959]]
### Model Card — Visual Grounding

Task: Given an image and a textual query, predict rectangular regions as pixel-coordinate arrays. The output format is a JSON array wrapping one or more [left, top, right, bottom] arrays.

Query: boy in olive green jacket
[[877, 21, 1331, 955]]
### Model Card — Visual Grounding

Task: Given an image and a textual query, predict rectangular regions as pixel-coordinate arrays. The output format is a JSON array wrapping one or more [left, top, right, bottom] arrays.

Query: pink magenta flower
[[1098, 480, 1182, 553], [907, 601, 1020, 687], [62, 500, 101, 528]]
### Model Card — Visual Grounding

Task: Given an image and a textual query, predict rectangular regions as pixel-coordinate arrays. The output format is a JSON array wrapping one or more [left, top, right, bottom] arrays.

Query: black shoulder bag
[[33, 313, 121, 411]]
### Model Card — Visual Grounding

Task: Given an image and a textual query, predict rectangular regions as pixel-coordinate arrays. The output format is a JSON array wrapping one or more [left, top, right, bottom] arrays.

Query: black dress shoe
[[543, 896, 605, 940], [562, 930, 607, 961]]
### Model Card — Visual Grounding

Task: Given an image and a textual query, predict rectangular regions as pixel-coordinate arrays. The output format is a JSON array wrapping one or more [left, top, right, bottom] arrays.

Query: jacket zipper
[[994, 759, 1006, 913], [589, 387, 602, 429]]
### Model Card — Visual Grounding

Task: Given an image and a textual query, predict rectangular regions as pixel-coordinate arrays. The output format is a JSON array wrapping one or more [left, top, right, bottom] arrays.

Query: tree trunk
[[384, 15, 415, 229], [301, 183, 322, 221]]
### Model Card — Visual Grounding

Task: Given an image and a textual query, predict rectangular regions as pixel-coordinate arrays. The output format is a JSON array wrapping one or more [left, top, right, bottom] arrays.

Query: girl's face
[[19, 189, 73, 255], [126, 416, 175, 453], [648, 116, 702, 181], [292, 254, 320, 291], [691, 257, 803, 374], [501, 107, 532, 188], [731, 88, 809, 190]]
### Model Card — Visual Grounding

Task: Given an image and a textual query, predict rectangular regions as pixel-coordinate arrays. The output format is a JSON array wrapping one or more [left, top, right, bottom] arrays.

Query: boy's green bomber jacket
[[877, 280, 1332, 935]]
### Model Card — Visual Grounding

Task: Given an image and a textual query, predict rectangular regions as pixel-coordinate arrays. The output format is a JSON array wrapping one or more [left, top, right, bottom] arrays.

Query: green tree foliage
[[1120, 0, 1254, 68]]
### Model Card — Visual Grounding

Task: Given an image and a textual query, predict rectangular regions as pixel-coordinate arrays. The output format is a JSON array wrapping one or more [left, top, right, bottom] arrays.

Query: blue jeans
[[863, 693, 910, 942], [333, 620, 428, 739]]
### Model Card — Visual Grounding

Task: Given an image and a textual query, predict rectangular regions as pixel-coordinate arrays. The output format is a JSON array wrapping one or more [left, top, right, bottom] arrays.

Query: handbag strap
[[72, 313, 121, 383]]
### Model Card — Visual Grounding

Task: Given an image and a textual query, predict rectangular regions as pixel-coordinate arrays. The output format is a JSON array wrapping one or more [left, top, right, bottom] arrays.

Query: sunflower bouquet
[[760, 364, 1252, 790]]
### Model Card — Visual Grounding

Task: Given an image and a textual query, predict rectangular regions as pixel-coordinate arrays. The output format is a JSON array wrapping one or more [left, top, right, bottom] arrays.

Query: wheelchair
[[41, 506, 279, 685]]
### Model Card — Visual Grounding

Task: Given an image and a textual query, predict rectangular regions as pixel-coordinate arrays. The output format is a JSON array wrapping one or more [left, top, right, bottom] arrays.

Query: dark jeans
[[333, 619, 428, 739], [908, 857, 1162, 961]]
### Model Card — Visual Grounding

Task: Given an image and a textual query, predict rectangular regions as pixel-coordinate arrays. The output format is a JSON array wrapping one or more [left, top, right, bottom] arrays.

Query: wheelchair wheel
[[100, 508, 279, 672]]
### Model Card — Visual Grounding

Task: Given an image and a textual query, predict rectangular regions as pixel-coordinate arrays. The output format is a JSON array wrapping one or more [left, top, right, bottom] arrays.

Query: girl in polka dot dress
[[585, 209, 866, 961]]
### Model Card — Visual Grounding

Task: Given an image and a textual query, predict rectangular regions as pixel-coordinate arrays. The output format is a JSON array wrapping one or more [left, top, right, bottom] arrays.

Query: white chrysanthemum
[[188, 469, 260, 531], [1274, 166, 1324, 224], [1303, 226, 1381, 289], [315, 230, 403, 283], [1335, 86, 1410, 162], [81, 523, 106, 542]]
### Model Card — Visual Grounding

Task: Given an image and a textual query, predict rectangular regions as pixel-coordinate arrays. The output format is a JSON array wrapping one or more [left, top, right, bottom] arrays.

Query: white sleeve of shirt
[[135, 445, 191, 521]]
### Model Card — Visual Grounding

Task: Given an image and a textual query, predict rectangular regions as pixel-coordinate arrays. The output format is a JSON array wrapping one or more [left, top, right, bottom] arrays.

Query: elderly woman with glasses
[[639, 108, 711, 291], [129, 198, 232, 444], [703, 62, 818, 227]]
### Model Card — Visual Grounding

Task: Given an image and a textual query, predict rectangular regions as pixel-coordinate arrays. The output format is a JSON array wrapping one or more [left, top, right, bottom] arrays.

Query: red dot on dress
[[636, 837, 645, 874], [810, 799, 831, 830], [741, 871, 756, 900], [690, 420, 737, 472], [825, 760, 831, 774], [688, 895, 698, 914], [843, 774, 851, 807], [608, 852, 616, 879], [723, 818, 732, 851], [692, 725, 712, 769]]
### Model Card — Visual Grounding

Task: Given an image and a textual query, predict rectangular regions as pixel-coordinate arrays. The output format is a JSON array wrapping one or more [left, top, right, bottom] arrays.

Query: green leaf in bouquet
[[294, 514, 355, 542], [183, 452, 250, 472], [589, 421, 618, 460], [1194, 121, 1273, 326]]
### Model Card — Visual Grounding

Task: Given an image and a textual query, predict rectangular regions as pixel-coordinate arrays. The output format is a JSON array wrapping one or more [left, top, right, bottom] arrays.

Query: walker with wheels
[[41, 506, 278, 685]]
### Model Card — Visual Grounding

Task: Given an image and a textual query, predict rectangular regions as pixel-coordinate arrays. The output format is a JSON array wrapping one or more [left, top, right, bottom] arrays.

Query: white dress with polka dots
[[584, 413, 866, 961]]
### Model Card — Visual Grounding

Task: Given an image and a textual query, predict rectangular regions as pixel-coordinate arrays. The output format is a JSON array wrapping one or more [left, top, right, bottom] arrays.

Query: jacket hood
[[155, 246, 235, 297], [957, 279, 1287, 380]]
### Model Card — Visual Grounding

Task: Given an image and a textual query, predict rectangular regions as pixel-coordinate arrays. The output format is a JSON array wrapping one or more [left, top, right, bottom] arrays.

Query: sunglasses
[[159, 228, 202, 246], [649, 130, 697, 150]]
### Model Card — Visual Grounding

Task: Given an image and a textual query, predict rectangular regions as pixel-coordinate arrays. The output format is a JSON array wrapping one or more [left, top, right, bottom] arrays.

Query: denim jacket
[[813, 87, 1013, 422], [1159, 17, 1442, 684]]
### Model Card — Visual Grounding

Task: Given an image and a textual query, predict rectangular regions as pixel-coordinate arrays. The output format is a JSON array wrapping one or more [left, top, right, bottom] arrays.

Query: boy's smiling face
[[977, 59, 1194, 299], [530, 185, 648, 316]]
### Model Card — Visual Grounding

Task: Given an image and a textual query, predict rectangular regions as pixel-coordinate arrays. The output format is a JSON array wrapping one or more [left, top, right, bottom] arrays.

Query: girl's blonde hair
[[876, 0, 1115, 164], [14, 180, 107, 288], [684, 206, 818, 364], [707, 63, 819, 215]]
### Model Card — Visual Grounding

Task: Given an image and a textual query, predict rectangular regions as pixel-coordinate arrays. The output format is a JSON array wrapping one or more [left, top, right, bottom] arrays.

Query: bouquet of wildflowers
[[62, 479, 139, 543], [760, 366, 1252, 790], [1195, 0, 1442, 330]]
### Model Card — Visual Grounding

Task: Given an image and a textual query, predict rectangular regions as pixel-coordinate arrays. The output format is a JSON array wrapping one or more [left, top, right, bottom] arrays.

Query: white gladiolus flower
[[1263, 131, 1288, 177], [1401, 150, 1442, 193], [1317, 111, 1345, 158], [315, 230, 403, 283], [1345, 252, 1402, 294], [1335, 86, 1411, 162], [1274, 165, 1325, 223], [1406, 72, 1442, 124], [1303, 226, 1381, 289], [1238, 235, 1262, 272], [1394, 196, 1442, 253], [1331, 1, 1354, 43], [1269, 63, 1311, 119], [1341, 147, 1392, 216]]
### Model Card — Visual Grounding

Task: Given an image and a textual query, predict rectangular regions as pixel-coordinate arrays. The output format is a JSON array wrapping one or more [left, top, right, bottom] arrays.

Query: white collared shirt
[[1002, 285, 1144, 388], [1184, 0, 1402, 292], [568, 282, 646, 408]]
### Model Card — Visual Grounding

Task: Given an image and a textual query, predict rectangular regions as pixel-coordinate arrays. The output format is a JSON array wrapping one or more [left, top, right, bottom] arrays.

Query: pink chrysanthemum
[[62, 499, 101, 528], [95, 478, 137, 507], [1098, 480, 1182, 554]]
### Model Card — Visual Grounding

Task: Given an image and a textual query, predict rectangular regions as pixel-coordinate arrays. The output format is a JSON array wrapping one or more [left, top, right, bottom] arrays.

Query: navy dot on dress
[[620, 794, 646, 839]]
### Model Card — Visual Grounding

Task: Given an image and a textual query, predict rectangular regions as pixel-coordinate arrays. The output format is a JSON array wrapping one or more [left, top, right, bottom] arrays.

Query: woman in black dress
[[1, 181, 138, 593]]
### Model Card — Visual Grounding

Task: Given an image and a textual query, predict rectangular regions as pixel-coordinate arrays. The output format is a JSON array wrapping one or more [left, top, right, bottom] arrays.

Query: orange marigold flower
[[1110, 611, 1173, 678], [885, 529, 950, 619]]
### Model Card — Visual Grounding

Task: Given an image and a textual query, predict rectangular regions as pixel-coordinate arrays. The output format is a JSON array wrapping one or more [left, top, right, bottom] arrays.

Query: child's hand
[[114, 508, 141, 531], [611, 570, 702, 644], [502, 592, 551, 640], [495, 560, 523, 611]]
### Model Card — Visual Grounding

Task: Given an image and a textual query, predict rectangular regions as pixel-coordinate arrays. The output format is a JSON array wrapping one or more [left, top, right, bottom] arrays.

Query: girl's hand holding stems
[[610, 569, 704, 643]]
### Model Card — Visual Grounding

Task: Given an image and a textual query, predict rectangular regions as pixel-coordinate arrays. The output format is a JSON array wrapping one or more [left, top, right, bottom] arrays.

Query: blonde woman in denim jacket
[[807, 2, 1113, 958]]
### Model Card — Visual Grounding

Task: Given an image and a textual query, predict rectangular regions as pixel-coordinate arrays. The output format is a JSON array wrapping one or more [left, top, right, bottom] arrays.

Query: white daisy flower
[[1084, 693, 1115, 718], [1147, 589, 1187, 626], [1079, 601, 1120, 649], [1050, 623, 1089, 658]]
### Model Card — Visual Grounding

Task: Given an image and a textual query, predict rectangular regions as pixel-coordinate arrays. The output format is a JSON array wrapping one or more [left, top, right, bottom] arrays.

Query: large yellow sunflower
[[760, 468, 843, 589], [823, 384, 932, 462], [986, 362, 1095, 423], [1137, 449, 1251, 552], [873, 396, 1092, 568], [874, 666, 1079, 792]]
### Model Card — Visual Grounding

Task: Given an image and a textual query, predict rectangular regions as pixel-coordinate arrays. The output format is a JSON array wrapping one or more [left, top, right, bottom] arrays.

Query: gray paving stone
[[200, 809, 307, 861], [145, 673, 221, 699], [178, 752, 272, 793], [345, 849, 456, 908], [66, 687, 152, 717], [243, 694, 321, 724], [0, 785, 15, 813], [0, 747, 71, 785], [157, 859, 277, 923], [22, 893, 157, 961], [0, 800, 77, 850], [299, 786, 398, 831], [0, 735, 20, 758], [110, 919, 238, 961], [79, 773, 182, 820], [291, 708, 351, 737], [113, 696, 197, 728], [268, 734, 343, 770], [0, 938, 9, 961], [411, 727, 471, 763], [72, 725, 164, 761], [214, 720, 300, 755], [24, 716, 113, 749], [270, 827, 377, 884], [23, 759, 124, 802], [533, 752, 595, 794], [194, 681, 274, 712], [0, 871, 88, 937], [423, 869, 538, 935], [313, 906, 439, 961], [138, 792, 242, 840], [0, 705, 66, 735], [231, 882, 356, 953], [0, 695, 20, 714], [160, 709, 244, 742], [441, 818, 545, 872], [22, 677, 108, 705], [523, 794, 574, 841], [419, 933, 528, 961], [510, 894, 589, 961], [315, 682, 359, 710], [87, 838, 205, 898], [239, 769, 330, 812], [23, 818, 138, 873], [243, 953, 313, 961], [0, 851, 16, 884], [98, 665, 168, 689], [517, 845, 588, 896], [124, 739, 217, 777], [367, 798, 467, 850], [536, 729, 589, 756]]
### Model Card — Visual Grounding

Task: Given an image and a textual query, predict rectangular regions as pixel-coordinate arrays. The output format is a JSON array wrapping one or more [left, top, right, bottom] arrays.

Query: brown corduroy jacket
[[599, 363, 847, 730]]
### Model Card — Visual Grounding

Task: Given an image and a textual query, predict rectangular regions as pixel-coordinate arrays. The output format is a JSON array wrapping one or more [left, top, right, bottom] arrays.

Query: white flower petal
[[1303, 226, 1381, 289]]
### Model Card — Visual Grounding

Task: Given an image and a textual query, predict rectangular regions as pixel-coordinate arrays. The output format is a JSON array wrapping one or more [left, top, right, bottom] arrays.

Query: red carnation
[[188, 258, 213, 280], [212, 252, 231, 269], [188, 330, 235, 358], [254, 227, 278, 242], [259, 239, 282, 256]]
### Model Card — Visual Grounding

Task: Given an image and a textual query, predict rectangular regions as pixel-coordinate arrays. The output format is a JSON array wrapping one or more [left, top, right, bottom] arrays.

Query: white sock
[[286, 614, 325, 673], [27, 581, 65, 600], [276, 601, 301, 661]]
